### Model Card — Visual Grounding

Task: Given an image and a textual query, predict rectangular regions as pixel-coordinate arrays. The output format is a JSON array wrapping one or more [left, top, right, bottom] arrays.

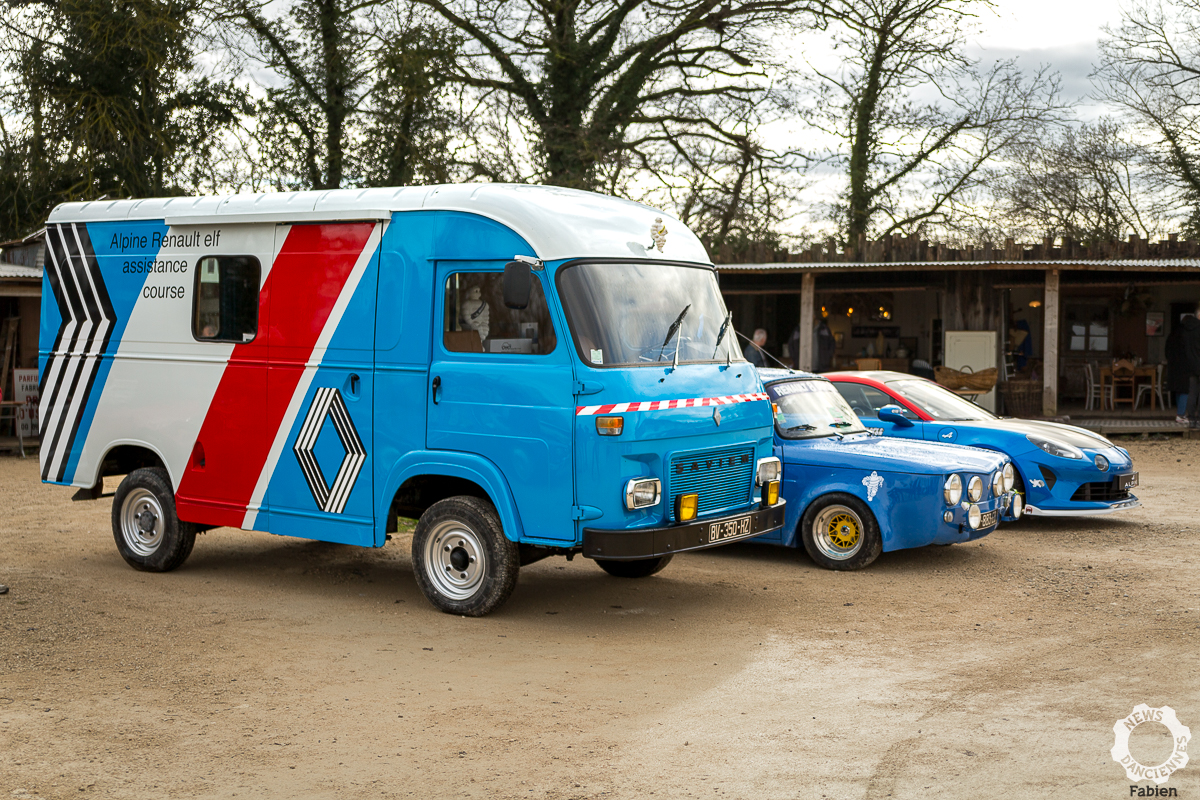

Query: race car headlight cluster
[[1095, 454, 1110, 472], [991, 471, 1004, 499], [967, 475, 984, 503], [756, 457, 782, 486], [944, 474, 962, 506], [1002, 463, 1015, 492], [624, 478, 661, 510], [1027, 434, 1084, 460]]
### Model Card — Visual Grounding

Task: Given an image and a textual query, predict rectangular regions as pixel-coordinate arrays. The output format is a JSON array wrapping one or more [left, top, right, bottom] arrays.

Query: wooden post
[[1042, 269, 1060, 417], [798, 272, 815, 371]]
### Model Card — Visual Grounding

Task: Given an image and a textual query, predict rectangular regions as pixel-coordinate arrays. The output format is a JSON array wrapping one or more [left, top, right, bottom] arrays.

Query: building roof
[[717, 259, 1200, 272], [45, 184, 711, 264], [0, 262, 41, 280]]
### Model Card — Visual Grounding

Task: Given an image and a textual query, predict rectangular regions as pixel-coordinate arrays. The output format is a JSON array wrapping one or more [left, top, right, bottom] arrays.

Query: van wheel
[[800, 493, 882, 571], [112, 468, 196, 572], [412, 496, 519, 616], [595, 555, 673, 578]]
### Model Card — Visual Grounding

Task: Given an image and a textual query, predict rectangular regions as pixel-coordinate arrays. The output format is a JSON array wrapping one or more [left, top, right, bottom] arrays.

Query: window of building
[[442, 271, 557, 355], [193, 256, 261, 343], [1064, 303, 1110, 353]]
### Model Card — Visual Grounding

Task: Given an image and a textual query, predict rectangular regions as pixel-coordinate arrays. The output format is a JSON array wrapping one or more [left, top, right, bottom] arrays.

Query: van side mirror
[[503, 262, 531, 309], [878, 404, 915, 428]]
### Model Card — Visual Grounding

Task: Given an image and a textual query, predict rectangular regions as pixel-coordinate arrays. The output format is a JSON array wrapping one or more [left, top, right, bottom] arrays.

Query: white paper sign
[[13, 368, 39, 438]]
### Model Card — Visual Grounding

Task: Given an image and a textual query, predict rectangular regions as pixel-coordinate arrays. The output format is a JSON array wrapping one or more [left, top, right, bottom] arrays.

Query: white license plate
[[708, 514, 753, 543], [1117, 472, 1139, 490], [979, 509, 999, 528]]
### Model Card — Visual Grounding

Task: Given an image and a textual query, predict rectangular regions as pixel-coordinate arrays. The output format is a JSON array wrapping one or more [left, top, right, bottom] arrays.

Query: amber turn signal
[[675, 493, 699, 521], [595, 416, 623, 436], [764, 480, 780, 506]]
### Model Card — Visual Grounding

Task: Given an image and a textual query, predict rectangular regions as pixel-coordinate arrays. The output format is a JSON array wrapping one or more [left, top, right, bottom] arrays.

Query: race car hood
[[779, 433, 1007, 475], [950, 418, 1115, 451]]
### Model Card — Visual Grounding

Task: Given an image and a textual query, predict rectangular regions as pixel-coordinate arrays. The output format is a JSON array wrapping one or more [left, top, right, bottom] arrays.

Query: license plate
[[708, 514, 753, 543], [1117, 472, 1139, 490], [979, 509, 999, 528]]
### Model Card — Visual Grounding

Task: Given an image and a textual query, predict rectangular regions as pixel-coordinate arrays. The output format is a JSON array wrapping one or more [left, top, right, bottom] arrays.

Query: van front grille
[[668, 445, 755, 522]]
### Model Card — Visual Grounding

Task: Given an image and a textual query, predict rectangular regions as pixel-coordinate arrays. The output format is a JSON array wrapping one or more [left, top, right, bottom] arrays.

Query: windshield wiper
[[830, 422, 855, 428], [712, 311, 732, 363], [658, 304, 691, 368], [786, 424, 817, 432]]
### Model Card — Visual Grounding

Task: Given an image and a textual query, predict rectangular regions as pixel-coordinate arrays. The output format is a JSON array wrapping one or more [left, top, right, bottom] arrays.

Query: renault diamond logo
[[713, 407, 722, 426], [293, 387, 366, 514]]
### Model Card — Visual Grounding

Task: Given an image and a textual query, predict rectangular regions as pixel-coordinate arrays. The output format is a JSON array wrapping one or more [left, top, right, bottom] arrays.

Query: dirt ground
[[2, 440, 1199, 799]]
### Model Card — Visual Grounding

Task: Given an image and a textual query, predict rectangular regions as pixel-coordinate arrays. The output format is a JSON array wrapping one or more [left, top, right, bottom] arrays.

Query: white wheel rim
[[812, 505, 865, 561], [121, 488, 165, 557], [424, 520, 487, 601]]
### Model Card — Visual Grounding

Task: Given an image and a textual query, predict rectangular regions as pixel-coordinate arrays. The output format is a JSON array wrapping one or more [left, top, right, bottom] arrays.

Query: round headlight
[[1095, 454, 1109, 472], [967, 504, 982, 530], [1011, 492, 1023, 519], [944, 474, 962, 505], [1002, 463, 1015, 492], [991, 471, 1004, 499], [967, 475, 984, 503]]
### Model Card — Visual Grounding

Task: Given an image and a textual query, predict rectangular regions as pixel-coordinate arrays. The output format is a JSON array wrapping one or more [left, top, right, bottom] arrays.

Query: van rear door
[[426, 262, 575, 543]]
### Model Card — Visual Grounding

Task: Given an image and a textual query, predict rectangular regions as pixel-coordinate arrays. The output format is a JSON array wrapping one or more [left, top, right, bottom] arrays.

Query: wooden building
[[0, 229, 44, 401], [716, 234, 1200, 416]]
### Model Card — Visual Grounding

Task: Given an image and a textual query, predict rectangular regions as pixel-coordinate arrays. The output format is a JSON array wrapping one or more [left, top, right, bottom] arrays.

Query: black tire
[[799, 493, 883, 571], [111, 467, 196, 572], [411, 496, 519, 616], [594, 555, 673, 578]]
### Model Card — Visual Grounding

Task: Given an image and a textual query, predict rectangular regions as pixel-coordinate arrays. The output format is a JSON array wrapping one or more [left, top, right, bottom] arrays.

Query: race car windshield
[[767, 379, 868, 438], [887, 379, 996, 421], [556, 261, 744, 367]]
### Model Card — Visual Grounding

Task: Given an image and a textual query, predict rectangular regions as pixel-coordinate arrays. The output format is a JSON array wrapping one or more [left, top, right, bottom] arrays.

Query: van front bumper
[[583, 502, 785, 560]]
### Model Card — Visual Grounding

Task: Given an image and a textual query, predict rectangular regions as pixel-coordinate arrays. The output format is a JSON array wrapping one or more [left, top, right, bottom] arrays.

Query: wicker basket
[[934, 366, 998, 393], [1000, 379, 1043, 418]]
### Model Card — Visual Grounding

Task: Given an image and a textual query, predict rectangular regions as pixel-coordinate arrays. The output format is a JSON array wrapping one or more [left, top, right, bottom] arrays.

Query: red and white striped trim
[[575, 392, 770, 416]]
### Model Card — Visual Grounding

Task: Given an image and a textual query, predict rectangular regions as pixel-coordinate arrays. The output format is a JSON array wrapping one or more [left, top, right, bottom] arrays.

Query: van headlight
[[967, 475, 984, 503], [1027, 434, 1083, 460], [1002, 463, 1015, 492], [944, 474, 962, 505], [624, 478, 661, 510], [756, 457, 781, 486]]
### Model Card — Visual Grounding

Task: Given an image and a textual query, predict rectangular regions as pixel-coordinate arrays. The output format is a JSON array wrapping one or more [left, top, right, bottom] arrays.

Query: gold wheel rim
[[827, 513, 861, 549]]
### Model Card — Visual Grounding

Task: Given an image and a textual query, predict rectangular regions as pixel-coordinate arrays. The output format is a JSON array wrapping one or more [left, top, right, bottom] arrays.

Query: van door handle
[[431, 375, 441, 404], [348, 373, 361, 398]]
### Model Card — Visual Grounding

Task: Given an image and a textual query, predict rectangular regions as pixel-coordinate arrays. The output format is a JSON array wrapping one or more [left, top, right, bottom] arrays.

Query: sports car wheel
[[800, 493, 882, 571]]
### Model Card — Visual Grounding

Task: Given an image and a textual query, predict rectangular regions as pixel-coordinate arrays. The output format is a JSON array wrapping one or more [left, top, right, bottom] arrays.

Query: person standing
[[1181, 304, 1200, 428], [1166, 319, 1190, 423], [743, 328, 768, 368]]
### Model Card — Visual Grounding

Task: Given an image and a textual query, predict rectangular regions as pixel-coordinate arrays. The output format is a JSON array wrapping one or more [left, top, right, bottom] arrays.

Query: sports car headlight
[[1027, 434, 1084, 460], [756, 457, 781, 486], [1095, 454, 1109, 472], [991, 471, 1004, 499], [944, 474, 962, 506], [967, 475, 984, 503], [624, 478, 661, 510], [967, 504, 982, 530], [1002, 463, 1015, 492]]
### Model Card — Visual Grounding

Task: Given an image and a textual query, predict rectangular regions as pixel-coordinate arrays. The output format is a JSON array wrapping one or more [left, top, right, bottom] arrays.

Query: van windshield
[[556, 261, 743, 367]]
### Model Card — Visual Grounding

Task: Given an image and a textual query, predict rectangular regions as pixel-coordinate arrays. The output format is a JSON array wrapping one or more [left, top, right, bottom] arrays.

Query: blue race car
[[826, 370, 1140, 517], [756, 370, 1020, 570]]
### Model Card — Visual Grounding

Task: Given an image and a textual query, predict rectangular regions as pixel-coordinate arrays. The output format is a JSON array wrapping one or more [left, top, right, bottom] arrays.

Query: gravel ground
[[2, 440, 1199, 799]]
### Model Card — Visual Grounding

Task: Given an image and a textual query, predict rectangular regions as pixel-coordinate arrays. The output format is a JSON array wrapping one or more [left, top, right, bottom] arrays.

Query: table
[[1099, 365, 1158, 410]]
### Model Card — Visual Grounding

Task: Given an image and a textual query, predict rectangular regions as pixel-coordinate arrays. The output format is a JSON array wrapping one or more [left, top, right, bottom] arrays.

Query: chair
[[1135, 363, 1166, 410], [855, 358, 882, 371], [1110, 360, 1136, 409], [1083, 362, 1108, 411]]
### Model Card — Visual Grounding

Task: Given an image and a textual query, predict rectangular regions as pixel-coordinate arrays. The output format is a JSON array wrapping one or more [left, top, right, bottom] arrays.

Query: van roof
[[46, 183, 711, 264]]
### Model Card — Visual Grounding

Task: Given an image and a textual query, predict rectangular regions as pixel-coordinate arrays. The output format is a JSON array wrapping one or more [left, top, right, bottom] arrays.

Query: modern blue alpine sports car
[[756, 370, 1020, 570], [826, 370, 1140, 517]]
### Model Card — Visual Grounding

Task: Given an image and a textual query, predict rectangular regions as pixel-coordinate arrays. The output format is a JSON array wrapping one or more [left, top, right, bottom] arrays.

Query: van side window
[[443, 272, 557, 355], [193, 256, 261, 343]]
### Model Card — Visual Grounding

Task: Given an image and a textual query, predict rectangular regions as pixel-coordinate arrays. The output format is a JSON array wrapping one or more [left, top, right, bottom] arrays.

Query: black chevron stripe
[[39, 225, 86, 480]]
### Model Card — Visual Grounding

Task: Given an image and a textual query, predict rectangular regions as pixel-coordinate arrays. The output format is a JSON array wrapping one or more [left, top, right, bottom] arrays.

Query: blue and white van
[[38, 184, 784, 615]]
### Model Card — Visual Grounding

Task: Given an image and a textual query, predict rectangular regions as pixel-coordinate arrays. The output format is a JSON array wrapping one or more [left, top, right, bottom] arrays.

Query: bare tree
[[1096, 0, 1200, 234], [409, 0, 822, 191], [807, 0, 1067, 244]]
